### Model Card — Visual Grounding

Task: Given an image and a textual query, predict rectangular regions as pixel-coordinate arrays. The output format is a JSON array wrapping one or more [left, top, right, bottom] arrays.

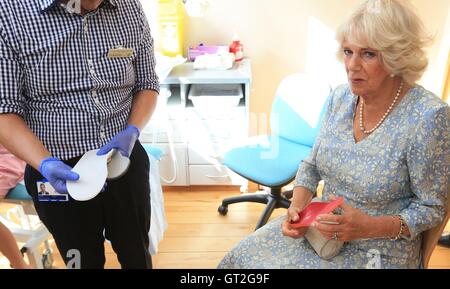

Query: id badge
[[36, 180, 69, 202], [107, 46, 134, 58]]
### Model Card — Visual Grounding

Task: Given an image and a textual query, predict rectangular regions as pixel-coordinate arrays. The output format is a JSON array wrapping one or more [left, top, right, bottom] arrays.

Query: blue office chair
[[218, 74, 331, 230], [5, 184, 32, 201]]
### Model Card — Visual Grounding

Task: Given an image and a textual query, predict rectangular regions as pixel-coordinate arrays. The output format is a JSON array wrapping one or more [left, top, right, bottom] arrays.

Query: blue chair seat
[[218, 74, 331, 230], [6, 184, 32, 201], [224, 136, 312, 187]]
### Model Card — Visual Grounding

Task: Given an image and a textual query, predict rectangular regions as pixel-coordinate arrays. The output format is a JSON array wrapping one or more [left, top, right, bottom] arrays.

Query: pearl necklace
[[359, 80, 404, 135]]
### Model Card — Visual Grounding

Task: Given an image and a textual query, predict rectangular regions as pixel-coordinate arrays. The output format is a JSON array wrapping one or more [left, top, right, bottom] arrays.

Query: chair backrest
[[422, 187, 450, 269], [270, 73, 331, 147]]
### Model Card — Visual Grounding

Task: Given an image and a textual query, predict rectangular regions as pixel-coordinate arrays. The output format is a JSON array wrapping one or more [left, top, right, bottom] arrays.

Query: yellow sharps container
[[158, 0, 185, 57]]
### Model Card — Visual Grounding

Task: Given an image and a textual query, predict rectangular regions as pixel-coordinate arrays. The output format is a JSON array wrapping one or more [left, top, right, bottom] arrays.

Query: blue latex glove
[[96, 125, 140, 158], [39, 157, 80, 194]]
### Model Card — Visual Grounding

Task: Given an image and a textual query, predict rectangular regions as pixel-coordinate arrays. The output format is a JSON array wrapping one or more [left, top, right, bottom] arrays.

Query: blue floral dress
[[218, 84, 449, 269]]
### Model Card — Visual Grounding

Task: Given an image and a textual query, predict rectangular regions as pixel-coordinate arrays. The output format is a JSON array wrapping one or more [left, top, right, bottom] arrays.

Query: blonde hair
[[336, 0, 433, 85]]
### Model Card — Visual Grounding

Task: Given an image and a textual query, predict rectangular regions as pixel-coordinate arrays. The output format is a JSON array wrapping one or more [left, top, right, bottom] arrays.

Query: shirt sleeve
[[132, 1, 160, 96], [400, 104, 449, 240], [294, 87, 336, 194], [0, 23, 26, 117]]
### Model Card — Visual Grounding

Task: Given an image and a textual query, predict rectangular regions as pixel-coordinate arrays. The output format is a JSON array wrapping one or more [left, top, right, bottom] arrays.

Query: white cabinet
[[186, 118, 247, 142], [189, 165, 245, 185], [141, 59, 251, 186], [188, 142, 224, 165]]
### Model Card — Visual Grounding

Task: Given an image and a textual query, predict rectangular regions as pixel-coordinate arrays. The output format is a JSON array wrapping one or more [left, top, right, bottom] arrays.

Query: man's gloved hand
[[96, 125, 140, 158], [39, 157, 80, 194]]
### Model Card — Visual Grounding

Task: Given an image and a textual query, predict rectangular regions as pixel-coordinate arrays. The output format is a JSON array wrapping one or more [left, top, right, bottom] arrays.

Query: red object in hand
[[289, 197, 344, 229], [229, 40, 244, 62]]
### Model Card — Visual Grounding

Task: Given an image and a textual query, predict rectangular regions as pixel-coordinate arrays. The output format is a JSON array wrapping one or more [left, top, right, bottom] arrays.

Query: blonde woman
[[219, 0, 449, 269]]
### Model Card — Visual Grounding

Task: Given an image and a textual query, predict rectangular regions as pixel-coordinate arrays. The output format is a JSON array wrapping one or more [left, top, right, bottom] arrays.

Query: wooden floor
[[1, 186, 449, 269]]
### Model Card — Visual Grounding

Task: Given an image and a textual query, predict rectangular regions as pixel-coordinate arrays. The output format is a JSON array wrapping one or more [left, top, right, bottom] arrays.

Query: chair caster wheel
[[218, 205, 228, 216], [42, 249, 53, 269]]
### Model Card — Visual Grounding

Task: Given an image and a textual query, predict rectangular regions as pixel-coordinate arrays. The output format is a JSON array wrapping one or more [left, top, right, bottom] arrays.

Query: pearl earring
[[390, 74, 395, 78]]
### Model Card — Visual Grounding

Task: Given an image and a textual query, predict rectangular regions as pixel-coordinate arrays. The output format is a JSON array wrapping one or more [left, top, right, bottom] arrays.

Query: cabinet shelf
[[142, 59, 252, 186]]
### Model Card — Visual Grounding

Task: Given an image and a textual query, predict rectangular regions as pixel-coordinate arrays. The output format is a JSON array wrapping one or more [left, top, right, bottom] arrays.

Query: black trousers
[[24, 141, 152, 269]]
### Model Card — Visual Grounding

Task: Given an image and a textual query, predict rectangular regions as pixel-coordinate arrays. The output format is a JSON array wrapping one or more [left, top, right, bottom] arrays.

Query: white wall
[[143, 0, 450, 128]]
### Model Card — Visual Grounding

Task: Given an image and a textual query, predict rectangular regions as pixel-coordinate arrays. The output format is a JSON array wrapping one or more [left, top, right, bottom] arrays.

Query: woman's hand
[[282, 206, 308, 239], [311, 194, 373, 242], [282, 186, 314, 239]]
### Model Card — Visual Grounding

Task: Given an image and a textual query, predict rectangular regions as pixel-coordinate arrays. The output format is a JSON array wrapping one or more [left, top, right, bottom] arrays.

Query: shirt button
[[100, 132, 106, 139], [92, 90, 97, 97], [90, 69, 95, 75], [94, 98, 101, 105]]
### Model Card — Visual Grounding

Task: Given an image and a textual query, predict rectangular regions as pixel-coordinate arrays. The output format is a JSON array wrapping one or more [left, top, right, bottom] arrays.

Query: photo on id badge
[[37, 181, 68, 202]]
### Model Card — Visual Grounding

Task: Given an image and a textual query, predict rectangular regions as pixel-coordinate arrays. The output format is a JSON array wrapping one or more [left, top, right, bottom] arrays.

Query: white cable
[[153, 88, 178, 184], [153, 55, 186, 184]]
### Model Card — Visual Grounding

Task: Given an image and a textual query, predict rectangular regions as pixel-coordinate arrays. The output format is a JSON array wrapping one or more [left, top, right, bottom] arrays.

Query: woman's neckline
[[350, 84, 417, 145]]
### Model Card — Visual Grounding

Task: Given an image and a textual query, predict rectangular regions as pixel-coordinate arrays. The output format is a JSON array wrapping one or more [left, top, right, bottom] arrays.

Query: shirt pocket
[[20, 33, 68, 71], [20, 34, 76, 95], [101, 52, 136, 86]]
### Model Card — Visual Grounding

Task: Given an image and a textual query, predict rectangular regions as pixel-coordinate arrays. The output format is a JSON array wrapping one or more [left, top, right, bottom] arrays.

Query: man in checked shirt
[[0, 0, 159, 268]]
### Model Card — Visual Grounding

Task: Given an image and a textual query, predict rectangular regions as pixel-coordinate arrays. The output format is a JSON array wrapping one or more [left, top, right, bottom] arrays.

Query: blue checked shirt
[[0, 0, 159, 160]]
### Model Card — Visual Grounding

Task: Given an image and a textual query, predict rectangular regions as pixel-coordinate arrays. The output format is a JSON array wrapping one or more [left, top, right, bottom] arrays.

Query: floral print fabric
[[219, 84, 449, 269]]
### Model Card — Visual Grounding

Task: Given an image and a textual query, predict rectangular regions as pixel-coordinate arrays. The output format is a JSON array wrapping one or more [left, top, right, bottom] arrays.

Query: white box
[[188, 84, 243, 118]]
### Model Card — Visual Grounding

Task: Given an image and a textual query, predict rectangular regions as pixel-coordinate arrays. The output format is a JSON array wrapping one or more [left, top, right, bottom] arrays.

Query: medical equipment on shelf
[[229, 32, 244, 62], [188, 44, 229, 61], [193, 53, 234, 70]]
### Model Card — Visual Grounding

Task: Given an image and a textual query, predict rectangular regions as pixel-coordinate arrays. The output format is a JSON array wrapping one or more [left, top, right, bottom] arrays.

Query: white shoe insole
[[67, 149, 130, 201], [107, 150, 131, 180]]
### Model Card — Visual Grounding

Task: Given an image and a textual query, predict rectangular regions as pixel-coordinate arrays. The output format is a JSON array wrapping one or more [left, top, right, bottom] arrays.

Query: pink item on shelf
[[188, 44, 229, 61], [0, 144, 26, 198]]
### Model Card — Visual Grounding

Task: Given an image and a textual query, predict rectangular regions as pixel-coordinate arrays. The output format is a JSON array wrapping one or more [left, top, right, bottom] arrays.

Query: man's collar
[[39, 0, 117, 13], [39, 0, 57, 12]]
